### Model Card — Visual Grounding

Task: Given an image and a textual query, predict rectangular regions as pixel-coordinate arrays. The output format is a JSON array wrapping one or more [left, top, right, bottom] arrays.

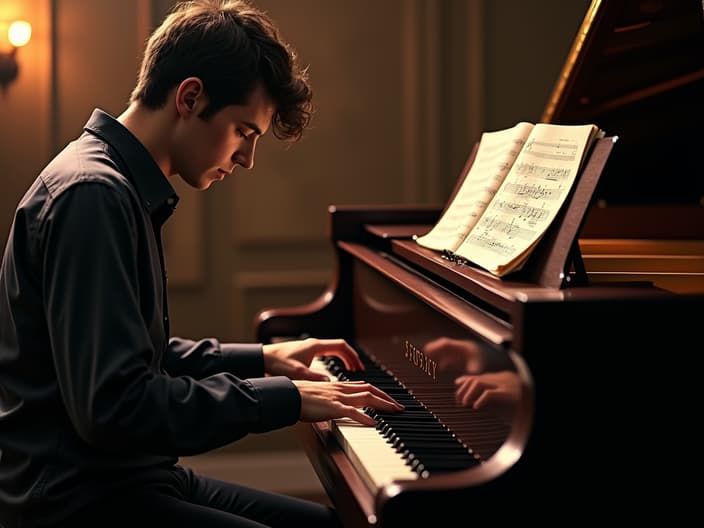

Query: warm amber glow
[[7, 20, 31, 48]]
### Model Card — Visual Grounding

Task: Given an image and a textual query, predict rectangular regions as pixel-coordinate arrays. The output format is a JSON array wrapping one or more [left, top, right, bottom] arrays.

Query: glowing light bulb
[[8, 20, 31, 48]]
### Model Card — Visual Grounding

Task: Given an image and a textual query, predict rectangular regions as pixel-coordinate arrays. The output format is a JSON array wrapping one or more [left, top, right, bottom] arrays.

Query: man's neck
[[117, 102, 175, 177]]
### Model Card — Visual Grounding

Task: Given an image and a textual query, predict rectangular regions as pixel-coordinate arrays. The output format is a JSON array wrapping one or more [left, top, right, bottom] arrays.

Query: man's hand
[[262, 337, 364, 380], [293, 379, 404, 426]]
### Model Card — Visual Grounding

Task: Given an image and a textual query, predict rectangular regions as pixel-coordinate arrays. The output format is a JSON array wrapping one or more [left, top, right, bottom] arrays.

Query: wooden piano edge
[[295, 352, 536, 525], [295, 421, 379, 527], [295, 424, 532, 527]]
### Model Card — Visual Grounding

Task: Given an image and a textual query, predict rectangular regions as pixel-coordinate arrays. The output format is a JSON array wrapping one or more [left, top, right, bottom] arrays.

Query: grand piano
[[255, 0, 704, 523]]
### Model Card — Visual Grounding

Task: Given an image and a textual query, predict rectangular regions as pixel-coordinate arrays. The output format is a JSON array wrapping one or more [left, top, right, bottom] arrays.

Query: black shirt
[[0, 109, 300, 527]]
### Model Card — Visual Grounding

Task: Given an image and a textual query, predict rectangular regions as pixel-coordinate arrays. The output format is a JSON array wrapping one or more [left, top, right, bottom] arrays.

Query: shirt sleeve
[[43, 182, 301, 456], [164, 338, 265, 379]]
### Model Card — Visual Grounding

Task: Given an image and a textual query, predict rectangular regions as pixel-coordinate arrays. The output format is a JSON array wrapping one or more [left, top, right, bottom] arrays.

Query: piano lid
[[542, 0, 704, 208]]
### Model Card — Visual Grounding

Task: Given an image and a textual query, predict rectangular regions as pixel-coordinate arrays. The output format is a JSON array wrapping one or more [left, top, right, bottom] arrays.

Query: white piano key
[[331, 417, 418, 491]]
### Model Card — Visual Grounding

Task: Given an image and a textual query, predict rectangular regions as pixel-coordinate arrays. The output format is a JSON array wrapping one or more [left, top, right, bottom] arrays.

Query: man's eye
[[237, 129, 247, 139]]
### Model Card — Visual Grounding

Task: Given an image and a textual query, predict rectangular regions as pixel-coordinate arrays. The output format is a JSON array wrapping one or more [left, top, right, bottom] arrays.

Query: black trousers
[[52, 465, 342, 528]]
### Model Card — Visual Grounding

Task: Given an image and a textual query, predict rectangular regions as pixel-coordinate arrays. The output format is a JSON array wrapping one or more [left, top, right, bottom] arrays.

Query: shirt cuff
[[247, 376, 301, 431], [220, 343, 265, 378]]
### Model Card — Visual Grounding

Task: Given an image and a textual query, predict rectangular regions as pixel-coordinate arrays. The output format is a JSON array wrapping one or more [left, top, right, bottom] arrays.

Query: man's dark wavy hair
[[130, 0, 312, 141]]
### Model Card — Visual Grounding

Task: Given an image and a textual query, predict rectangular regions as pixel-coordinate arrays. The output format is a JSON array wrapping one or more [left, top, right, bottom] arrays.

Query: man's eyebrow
[[242, 121, 263, 136]]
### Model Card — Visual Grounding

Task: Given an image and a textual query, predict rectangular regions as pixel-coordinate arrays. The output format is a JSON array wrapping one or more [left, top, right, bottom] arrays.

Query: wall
[[0, 0, 53, 242], [0, 0, 589, 500]]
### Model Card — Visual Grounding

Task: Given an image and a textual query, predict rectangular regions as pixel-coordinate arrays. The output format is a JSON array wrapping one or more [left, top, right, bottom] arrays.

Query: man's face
[[172, 83, 275, 190]]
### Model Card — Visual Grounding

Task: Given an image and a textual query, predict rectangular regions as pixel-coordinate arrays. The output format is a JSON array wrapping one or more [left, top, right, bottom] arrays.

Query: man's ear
[[175, 77, 204, 117]]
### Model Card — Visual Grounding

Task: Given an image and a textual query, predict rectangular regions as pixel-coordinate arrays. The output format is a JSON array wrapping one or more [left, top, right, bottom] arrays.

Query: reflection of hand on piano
[[422, 336, 484, 376], [454, 370, 521, 424], [422, 337, 520, 423], [293, 379, 404, 426], [262, 337, 365, 380]]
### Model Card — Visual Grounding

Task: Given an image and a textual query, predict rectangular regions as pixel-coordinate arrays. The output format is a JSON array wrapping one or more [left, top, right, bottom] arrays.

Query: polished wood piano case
[[255, 0, 704, 523]]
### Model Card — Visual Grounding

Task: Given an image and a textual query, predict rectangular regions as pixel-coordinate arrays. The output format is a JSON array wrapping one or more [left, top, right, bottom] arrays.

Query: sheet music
[[454, 123, 601, 275]]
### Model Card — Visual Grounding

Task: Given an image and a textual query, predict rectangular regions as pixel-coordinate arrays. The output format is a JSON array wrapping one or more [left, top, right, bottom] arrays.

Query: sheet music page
[[454, 123, 601, 276], [415, 122, 535, 252]]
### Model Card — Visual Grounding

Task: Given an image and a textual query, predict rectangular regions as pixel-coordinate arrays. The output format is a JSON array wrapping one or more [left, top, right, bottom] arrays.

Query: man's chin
[[189, 176, 214, 191], [202, 178, 219, 190]]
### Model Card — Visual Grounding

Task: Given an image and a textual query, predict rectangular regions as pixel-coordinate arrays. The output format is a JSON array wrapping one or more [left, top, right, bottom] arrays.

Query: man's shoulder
[[39, 132, 133, 200]]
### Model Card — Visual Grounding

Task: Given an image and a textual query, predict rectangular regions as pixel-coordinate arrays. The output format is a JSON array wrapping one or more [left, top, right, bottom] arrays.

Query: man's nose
[[233, 144, 255, 170]]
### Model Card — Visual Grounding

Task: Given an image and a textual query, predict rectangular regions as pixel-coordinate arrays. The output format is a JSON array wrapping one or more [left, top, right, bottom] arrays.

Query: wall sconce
[[0, 20, 32, 94]]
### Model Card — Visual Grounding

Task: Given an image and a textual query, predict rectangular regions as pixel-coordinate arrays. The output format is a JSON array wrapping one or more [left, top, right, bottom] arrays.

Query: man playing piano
[[0, 1, 403, 527]]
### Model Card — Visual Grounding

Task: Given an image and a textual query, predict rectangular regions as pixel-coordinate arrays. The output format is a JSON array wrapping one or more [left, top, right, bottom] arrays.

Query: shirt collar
[[83, 108, 179, 217]]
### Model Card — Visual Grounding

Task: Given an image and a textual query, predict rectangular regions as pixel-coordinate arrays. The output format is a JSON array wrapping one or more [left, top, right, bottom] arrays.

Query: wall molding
[[234, 269, 331, 290]]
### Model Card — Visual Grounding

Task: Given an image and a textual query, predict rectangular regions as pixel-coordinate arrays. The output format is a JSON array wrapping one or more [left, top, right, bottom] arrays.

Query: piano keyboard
[[311, 354, 480, 492]]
